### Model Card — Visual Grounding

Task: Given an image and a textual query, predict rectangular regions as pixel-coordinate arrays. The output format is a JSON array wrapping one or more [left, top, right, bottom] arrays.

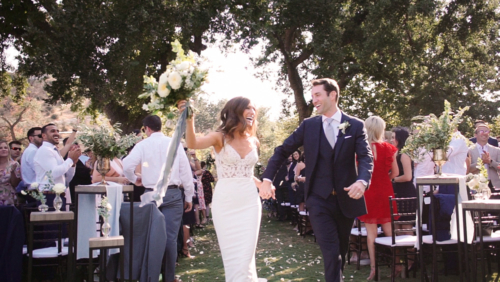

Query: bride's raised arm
[[178, 100, 223, 151]]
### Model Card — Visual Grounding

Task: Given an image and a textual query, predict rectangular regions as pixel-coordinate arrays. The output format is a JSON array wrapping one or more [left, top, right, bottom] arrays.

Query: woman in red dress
[[358, 116, 399, 280]]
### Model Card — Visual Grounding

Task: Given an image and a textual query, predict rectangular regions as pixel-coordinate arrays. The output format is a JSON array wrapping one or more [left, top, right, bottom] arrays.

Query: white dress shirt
[[122, 132, 194, 202], [413, 148, 435, 187], [33, 141, 75, 189], [20, 143, 38, 185], [442, 133, 468, 175], [322, 110, 342, 145]]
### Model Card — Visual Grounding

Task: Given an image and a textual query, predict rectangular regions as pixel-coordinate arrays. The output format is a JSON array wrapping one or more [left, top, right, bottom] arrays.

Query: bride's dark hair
[[217, 96, 258, 140]]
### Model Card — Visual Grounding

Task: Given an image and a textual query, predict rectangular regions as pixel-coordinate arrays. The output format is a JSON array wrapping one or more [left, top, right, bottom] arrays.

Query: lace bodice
[[215, 144, 258, 179]]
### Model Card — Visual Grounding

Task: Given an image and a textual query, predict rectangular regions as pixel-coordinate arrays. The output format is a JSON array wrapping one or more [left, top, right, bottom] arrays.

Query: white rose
[[176, 61, 190, 71], [467, 177, 479, 189], [157, 72, 170, 97], [30, 182, 39, 189], [106, 203, 113, 211], [168, 72, 182, 90], [142, 104, 149, 111], [479, 174, 488, 183], [52, 183, 66, 194]]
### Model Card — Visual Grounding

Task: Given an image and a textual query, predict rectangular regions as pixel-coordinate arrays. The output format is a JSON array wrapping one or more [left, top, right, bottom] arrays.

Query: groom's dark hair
[[143, 115, 162, 132], [311, 78, 340, 102]]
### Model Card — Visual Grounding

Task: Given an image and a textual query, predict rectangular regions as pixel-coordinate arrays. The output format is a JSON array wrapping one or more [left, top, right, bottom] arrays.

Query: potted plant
[[402, 100, 469, 174]]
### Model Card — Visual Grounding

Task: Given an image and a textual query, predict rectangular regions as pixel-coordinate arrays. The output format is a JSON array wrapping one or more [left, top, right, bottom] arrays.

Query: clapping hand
[[67, 146, 81, 164]]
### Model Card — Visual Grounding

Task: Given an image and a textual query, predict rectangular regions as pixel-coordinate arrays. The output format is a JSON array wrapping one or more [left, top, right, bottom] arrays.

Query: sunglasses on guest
[[10, 147, 22, 151], [31, 134, 42, 138]]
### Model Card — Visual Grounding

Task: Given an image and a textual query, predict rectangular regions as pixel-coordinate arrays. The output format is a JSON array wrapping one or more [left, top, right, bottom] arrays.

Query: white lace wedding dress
[[212, 143, 262, 282]]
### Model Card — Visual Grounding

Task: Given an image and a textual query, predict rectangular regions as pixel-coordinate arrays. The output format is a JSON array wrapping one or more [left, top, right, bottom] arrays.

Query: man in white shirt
[[469, 123, 500, 188], [33, 124, 80, 208], [123, 115, 194, 282], [20, 127, 43, 190]]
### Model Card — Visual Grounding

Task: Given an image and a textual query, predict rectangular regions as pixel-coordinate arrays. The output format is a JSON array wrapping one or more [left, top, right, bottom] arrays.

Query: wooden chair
[[375, 196, 418, 281]]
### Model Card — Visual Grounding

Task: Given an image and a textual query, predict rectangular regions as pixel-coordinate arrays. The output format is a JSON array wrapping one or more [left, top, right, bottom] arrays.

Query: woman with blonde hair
[[0, 140, 21, 205], [358, 116, 399, 280]]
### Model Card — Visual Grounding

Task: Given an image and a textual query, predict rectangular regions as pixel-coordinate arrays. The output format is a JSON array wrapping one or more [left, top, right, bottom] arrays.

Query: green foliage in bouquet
[[402, 100, 469, 161], [140, 40, 208, 114], [78, 123, 140, 159]]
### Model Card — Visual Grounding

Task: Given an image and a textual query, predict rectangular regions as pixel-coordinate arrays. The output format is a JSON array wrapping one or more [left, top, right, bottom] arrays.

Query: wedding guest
[[287, 150, 301, 207], [188, 149, 206, 227], [33, 124, 80, 209], [273, 156, 290, 221], [92, 157, 129, 185], [62, 137, 92, 204], [8, 141, 22, 162], [413, 148, 434, 190], [469, 120, 499, 147], [0, 140, 21, 205], [200, 161, 215, 221], [358, 116, 399, 280], [122, 115, 194, 282], [293, 153, 306, 212], [20, 127, 43, 190], [469, 123, 500, 189]]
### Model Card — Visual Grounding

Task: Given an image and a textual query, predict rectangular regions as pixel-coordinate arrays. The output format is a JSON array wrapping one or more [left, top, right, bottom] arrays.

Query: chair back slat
[[389, 196, 418, 245]]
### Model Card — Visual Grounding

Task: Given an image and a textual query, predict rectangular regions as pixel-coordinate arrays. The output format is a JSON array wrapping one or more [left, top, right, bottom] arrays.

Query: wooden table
[[75, 184, 134, 281], [415, 175, 465, 282]]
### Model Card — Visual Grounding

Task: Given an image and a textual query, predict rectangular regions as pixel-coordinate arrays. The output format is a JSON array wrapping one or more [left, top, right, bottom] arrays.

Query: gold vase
[[432, 148, 448, 175], [96, 157, 111, 185]]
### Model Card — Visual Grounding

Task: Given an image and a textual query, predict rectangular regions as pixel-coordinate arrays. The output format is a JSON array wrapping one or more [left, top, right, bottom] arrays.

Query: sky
[[5, 41, 288, 120]]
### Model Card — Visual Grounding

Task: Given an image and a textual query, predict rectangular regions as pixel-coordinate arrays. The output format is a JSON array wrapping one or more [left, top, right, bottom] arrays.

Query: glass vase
[[432, 148, 448, 175], [96, 157, 111, 185], [102, 216, 111, 238], [481, 187, 491, 200], [38, 199, 49, 212], [53, 193, 63, 212]]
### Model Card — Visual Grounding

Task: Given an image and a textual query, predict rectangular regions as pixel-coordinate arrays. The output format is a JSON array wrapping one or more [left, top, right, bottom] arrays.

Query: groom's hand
[[259, 180, 276, 200], [344, 181, 366, 200]]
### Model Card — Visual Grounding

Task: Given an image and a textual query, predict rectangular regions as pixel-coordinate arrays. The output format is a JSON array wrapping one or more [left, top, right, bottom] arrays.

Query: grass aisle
[[175, 214, 499, 281]]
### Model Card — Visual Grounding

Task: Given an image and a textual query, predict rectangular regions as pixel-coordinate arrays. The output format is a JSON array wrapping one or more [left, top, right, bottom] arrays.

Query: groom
[[261, 78, 373, 282]]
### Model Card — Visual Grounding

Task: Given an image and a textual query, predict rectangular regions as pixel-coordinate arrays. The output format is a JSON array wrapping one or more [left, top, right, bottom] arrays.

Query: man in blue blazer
[[260, 78, 373, 282]]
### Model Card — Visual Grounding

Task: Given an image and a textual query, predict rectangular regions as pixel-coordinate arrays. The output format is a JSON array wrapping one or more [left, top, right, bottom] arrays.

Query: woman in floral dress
[[0, 140, 21, 206]]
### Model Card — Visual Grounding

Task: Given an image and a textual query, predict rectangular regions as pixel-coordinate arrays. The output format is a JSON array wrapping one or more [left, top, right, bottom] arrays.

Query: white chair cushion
[[30, 246, 68, 258], [375, 235, 417, 247], [351, 227, 383, 236], [422, 235, 458, 245]]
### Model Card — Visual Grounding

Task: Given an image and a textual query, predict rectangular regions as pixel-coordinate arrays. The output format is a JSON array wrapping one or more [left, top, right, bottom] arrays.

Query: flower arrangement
[[467, 158, 489, 192], [139, 40, 208, 114], [78, 123, 140, 159], [21, 184, 46, 202], [402, 100, 469, 162], [97, 196, 112, 219]]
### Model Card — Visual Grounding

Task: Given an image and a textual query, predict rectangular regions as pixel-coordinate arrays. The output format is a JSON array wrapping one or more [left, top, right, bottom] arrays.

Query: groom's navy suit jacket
[[263, 112, 373, 218]]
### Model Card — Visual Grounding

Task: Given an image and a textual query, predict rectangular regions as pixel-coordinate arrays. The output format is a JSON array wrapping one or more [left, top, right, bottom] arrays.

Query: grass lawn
[[174, 214, 500, 282]]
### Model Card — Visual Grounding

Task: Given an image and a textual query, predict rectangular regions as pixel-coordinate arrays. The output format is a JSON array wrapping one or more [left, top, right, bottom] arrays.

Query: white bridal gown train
[[212, 143, 265, 282]]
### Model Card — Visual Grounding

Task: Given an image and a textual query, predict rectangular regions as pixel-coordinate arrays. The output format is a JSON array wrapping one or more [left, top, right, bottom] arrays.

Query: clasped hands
[[259, 181, 276, 200]]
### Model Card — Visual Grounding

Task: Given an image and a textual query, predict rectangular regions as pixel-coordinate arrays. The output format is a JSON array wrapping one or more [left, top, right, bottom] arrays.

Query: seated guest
[[469, 120, 499, 147], [8, 141, 22, 162], [469, 122, 500, 189], [0, 140, 21, 205]]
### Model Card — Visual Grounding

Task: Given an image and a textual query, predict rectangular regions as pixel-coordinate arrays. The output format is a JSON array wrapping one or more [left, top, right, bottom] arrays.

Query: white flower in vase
[[158, 72, 171, 97], [168, 72, 182, 90], [30, 182, 39, 190], [176, 61, 190, 71], [52, 183, 66, 194]]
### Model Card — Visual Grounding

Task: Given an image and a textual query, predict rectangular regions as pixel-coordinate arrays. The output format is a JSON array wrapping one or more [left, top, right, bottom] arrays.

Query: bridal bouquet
[[140, 40, 208, 116], [78, 123, 140, 159]]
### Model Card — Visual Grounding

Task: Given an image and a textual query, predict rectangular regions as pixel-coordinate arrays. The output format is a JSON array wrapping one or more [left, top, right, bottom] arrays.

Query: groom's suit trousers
[[159, 188, 184, 282], [307, 193, 354, 282]]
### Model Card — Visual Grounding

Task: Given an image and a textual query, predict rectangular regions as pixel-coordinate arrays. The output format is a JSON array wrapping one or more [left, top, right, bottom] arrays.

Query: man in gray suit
[[468, 123, 500, 189]]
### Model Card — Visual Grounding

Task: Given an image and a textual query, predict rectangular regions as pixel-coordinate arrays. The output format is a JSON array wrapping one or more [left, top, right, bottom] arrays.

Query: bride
[[179, 97, 273, 282]]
